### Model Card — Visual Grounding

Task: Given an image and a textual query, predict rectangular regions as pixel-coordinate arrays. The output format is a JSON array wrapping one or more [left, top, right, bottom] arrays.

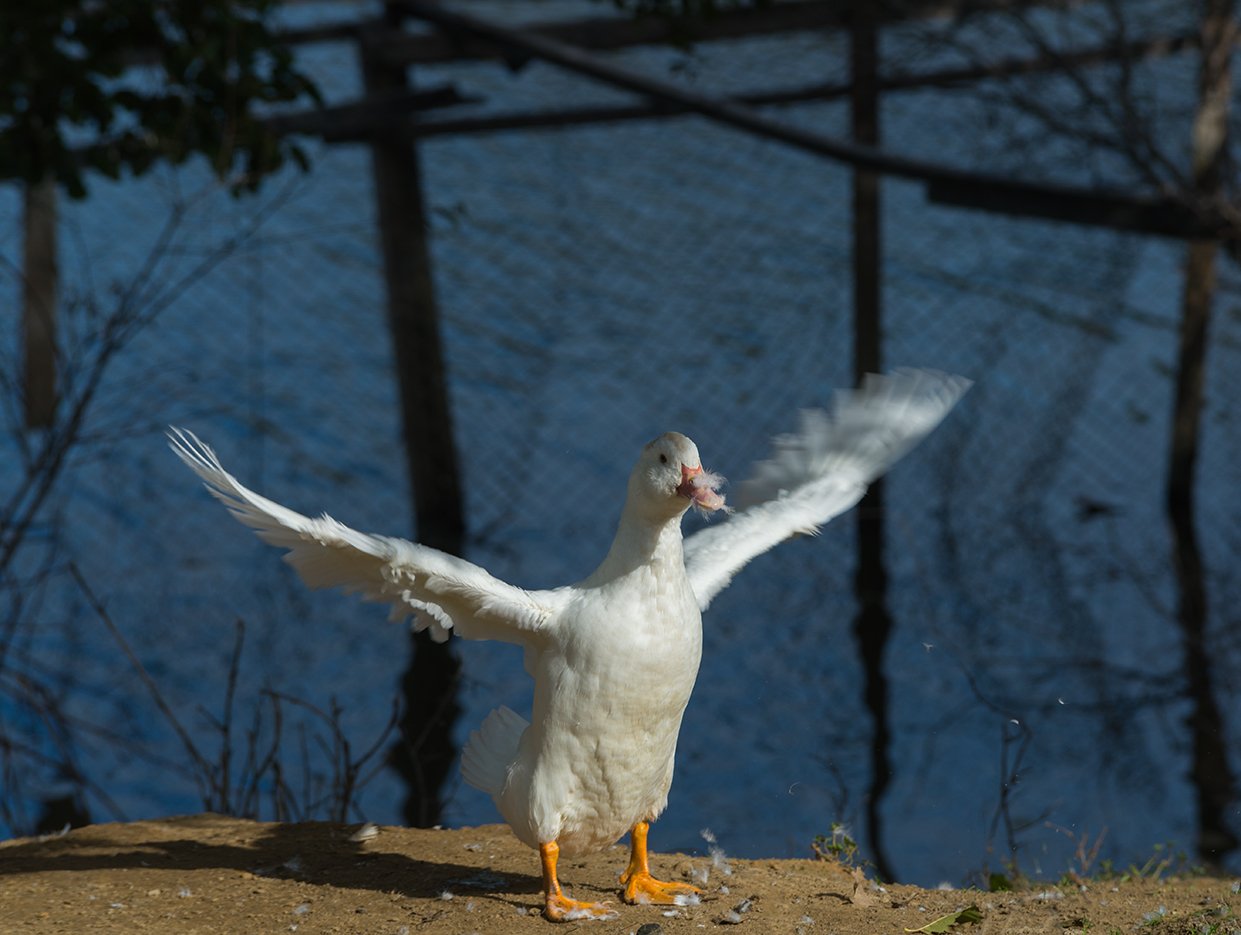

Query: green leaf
[[0, 0, 318, 196], [988, 872, 1014, 892], [905, 905, 984, 934]]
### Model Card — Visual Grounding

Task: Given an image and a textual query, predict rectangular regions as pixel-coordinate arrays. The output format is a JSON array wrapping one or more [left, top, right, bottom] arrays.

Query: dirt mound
[[1, 815, 1236, 933]]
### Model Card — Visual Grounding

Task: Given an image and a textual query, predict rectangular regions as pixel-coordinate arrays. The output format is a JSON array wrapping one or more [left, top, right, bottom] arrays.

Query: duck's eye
[[659, 453, 668, 465]]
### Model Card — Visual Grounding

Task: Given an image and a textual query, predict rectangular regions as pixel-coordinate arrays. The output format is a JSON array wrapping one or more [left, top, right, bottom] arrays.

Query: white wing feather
[[684, 369, 971, 611], [168, 428, 560, 645]]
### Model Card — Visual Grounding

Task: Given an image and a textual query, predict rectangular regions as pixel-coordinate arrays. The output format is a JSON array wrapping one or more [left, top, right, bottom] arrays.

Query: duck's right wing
[[169, 429, 564, 646], [684, 369, 971, 612]]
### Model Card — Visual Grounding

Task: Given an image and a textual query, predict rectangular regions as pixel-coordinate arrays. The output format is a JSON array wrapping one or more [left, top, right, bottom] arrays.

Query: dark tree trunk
[[361, 11, 466, 828], [1167, 0, 1238, 865], [23, 178, 57, 429], [849, 0, 896, 884]]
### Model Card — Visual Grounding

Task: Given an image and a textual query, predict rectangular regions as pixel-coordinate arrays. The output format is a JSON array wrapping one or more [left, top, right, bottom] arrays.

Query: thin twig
[[69, 563, 212, 789]]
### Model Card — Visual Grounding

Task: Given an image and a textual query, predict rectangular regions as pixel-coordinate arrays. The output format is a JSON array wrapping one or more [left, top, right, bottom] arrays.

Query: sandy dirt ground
[[1, 814, 1238, 934]]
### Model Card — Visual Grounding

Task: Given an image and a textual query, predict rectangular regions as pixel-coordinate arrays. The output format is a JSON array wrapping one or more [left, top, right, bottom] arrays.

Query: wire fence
[[1, 0, 1239, 881]]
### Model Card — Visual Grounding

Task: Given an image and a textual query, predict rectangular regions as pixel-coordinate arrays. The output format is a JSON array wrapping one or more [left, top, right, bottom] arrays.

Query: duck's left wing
[[169, 429, 563, 645], [684, 369, 971, 612]]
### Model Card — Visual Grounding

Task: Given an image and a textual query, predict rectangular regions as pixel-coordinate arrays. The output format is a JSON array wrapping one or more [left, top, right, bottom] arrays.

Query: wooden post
[[360, 9, 465, 828], [23, 178, 58, 428], [1168, 0, 1238, 864], [849, 0, 895, 884]]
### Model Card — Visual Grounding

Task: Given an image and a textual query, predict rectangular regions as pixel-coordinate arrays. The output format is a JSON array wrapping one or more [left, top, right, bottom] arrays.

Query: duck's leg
[[619, 820, 702, 905], [540, 841, 616, 922]]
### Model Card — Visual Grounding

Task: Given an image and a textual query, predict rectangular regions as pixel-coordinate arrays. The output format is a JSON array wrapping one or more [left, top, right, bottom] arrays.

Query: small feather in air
[[701, 827, 733, 876]]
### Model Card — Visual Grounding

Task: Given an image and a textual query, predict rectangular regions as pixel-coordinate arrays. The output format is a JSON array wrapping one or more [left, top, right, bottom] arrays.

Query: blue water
[[2, 0, 1238, 886]]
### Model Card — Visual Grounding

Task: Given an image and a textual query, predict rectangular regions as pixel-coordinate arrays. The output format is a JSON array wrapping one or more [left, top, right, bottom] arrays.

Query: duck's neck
[[590, 507, 686, 583]]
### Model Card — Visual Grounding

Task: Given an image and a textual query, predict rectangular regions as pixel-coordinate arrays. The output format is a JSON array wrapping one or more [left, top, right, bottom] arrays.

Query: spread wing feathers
[[168, 428, 558, 645], [683, 369, 971, 611]]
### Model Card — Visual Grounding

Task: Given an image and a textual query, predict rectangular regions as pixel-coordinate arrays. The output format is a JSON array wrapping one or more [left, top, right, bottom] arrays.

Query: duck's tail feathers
[[461, 706, 529, 798]]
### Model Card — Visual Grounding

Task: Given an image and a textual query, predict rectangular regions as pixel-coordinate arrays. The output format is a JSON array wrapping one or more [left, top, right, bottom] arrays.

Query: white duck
[[169, 368, 969, 922]]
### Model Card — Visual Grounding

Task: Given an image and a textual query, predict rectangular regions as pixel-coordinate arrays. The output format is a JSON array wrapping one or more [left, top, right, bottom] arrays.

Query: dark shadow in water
[[361, 8, 468, 831], [1170, 239, 1237, 865], [390, 632, 464, 828], [35, 794, 91, 836], [853, 483, 895, 882], [1169, 431, 1238, 862]]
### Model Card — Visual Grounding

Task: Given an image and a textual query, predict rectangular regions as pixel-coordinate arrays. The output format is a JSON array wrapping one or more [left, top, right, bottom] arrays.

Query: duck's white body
[[169, 369, 970, 911], [489, 517, 702, 856]]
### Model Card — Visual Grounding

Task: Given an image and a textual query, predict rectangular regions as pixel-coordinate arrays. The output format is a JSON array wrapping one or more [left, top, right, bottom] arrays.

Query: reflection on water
[[2, 4, 1240, 886], [4, 302, 1240, 883]]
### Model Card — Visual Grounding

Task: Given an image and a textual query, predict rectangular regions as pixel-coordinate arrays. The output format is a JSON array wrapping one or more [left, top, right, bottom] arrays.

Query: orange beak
[[675, 463, 703, 498], [675, 463, 727, 513]]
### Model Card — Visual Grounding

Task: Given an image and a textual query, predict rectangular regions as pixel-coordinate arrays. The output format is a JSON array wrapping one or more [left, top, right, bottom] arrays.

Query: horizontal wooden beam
[[279, 18, 370, 46], [366, 0, 1028, 66], [407, 84, 843, 138], [397, 30, 1197, 138], [264, 84, 476, 138], [391, 0, 1231, 241], [924, 176, 1205, 238]]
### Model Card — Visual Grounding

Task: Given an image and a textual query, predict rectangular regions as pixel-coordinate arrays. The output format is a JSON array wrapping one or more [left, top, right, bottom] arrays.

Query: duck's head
[[627, 432, 727, 522]]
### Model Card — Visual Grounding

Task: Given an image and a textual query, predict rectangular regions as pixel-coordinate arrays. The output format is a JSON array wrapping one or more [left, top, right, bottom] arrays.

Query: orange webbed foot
[[620, 868, 702, 905], [543, 893, 618, 922], [540, 840, 618, 922], [619, 819, 703, 906]]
